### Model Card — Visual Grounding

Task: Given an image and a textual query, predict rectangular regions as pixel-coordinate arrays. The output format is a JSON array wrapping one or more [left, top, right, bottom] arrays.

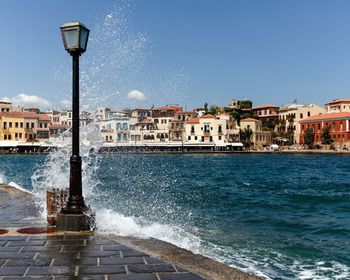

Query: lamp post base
[[57, 211, 95, 232]]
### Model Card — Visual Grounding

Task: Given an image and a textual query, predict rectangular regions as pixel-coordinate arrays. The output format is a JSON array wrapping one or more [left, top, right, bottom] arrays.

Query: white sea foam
[[0, 172, 6, 184]]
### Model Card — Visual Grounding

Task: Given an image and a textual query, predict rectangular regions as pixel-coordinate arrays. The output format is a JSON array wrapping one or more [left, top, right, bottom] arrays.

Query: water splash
[[31, 123, 103, 213]]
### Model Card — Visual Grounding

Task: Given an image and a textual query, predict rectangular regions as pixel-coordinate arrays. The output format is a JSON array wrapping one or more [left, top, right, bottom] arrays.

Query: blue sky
[[0, 0, 350, 110]]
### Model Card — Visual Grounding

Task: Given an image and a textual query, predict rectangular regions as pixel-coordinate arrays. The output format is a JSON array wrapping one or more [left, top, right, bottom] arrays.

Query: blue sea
[[0, 154, 349, 279]]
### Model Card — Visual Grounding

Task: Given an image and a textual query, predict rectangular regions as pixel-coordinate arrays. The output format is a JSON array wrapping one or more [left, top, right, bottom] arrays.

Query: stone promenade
[[0, 233, 205, 280]]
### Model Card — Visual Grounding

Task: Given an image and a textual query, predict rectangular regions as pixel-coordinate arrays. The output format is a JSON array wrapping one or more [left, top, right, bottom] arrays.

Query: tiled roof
[[186, 118, 200, 124], [241, 118, 261, 122], [300, 112, 350, 122], [176, 111, 194, 115], [38, 114, 50, 121], [200, 114, 215, 119], [153, 105, 182, 111], [0, 112, 38, 118], [325, 99, 350, 105], [253, 104, 279, 109]]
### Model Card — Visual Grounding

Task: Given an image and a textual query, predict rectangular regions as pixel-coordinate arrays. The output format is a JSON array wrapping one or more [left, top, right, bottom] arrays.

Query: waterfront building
[[252, 104, 279, 130], [60, 109, 72, 126], [277, 103, 325, 144], [130, 118, 157, 143], [0, 112, 50, 142], [169, 111, 196, 142], [0, 101, 22, 113], [299, 112, 350, 148], [151, 105, 182, 142], [46, 110, 61, 126], [325, 99, 350, 113], [36, 114, 50, 142], [240, 118, 272, 149], [184, 114, 228, 146]]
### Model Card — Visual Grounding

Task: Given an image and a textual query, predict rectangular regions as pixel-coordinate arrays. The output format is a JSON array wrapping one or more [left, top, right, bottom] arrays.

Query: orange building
[[299, 112, 350, 145]]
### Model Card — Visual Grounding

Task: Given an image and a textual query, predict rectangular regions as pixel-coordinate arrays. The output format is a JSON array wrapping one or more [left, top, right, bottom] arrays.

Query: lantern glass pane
[[64, 29, 79, 49], [79, 28, 89, 50]]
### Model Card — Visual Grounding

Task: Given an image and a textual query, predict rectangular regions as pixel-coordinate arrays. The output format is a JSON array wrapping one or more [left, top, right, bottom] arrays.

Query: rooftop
[[325, 99, 350, 105], [241, 118, 261, 123], [301, 112, 350, 122], [253, 104, 279, 109]]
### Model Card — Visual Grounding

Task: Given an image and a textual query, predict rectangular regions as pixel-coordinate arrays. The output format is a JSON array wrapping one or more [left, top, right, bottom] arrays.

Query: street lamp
[[57, 21, 93, 231]]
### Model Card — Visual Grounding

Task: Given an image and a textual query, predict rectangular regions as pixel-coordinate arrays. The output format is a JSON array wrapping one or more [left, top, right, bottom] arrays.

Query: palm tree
[[239, 127, 253, 148]]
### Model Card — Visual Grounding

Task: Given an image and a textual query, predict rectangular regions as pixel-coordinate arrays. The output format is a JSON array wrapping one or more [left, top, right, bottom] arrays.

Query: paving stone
[[46, 240, 84, 246], [2, 277, 51, 280], [0, 266, 27, 276], [62, 245, 101, 252], [0, 241, 7, 246], [100, 257, 145, 265], [80, 251, 121, 258], [6, 241, 45, 247], [5, 258, 51, 266], [122, 251, 149, 258], [0, 247, 21, 252], [37, 252, 79, 259], [54, 276, 103, 280], [144, 257, 167, 264], [21, 246, 61, 252], [64, 235, 92, 240], [0, 237, 27, 241], [27, 266, 76, 276], [53, 258, 97, 266], [88, 239, 119, 245], [109, 274, 158, 280], [0, 252, 35, 259], [102, 245, 131, 251], [0, 259, 6, 266], [79, 265, 125, 275], [158, 273, 205, 280], [127, 264, 175, 274]]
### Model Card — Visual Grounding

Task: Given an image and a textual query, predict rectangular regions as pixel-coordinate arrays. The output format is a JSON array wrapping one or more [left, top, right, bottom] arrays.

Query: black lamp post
[[57, 21, 93, 231]]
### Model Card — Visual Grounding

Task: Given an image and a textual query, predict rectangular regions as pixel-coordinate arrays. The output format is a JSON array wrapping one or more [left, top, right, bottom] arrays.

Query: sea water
[[0, 153, 349, 279]]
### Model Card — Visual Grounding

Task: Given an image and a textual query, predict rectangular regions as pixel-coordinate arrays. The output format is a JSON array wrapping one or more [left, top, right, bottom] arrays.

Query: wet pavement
[[0, 185, 206, 280], [0, 234, 205, 280]]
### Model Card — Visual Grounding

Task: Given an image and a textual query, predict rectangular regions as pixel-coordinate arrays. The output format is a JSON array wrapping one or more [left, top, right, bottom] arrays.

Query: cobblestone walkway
[[0, 234, 205, 280]]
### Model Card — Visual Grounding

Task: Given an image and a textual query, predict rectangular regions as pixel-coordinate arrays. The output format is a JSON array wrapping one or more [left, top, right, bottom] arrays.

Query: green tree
[[304, 127, 315, 149], [204, 102, 209, 114], [322, 125, 334, 145], [239, 127, 253, 148], [230, 110, 241, 126], [209, 104, 221, 115]]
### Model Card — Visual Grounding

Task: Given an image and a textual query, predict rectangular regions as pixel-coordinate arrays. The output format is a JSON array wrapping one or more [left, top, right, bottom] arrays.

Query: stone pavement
[[0, 234, 206, 280]]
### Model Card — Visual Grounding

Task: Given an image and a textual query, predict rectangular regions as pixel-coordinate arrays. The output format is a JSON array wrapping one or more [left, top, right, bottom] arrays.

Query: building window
[[218, 125, 222, 133], [188, 136, 191, 140], [15, 122, 18, 128], [3, 122, 7, 129], [4, 135, 7, 140], [307, 111, 311, 117], [26, 123, 29, 129], [191, 126, 195, 133], [20, 122, 23, 128], [9, 122, 12, 128], [44, 123, 48, 128], [15, 133, 18, 139], [195, 136, 198, 140], [201, 136, 204, 142], [31, 123, 35, 129], [8, 135, 11, 140], [219, 136, 222, 140], [300, 113, 303, 119], [209, 136, 213, 142]]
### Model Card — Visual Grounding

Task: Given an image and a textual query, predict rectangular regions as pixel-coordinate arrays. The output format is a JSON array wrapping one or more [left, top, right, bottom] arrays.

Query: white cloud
[[60, 99, 71, 107], [127, 90, 146, 101], [0, 97, 11, 103], [10, 93, 52, 108]]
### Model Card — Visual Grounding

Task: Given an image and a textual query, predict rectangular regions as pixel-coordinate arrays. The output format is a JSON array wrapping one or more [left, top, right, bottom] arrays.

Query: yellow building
[[240, 118, 272, 149], [0, 112, 49, 142]]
